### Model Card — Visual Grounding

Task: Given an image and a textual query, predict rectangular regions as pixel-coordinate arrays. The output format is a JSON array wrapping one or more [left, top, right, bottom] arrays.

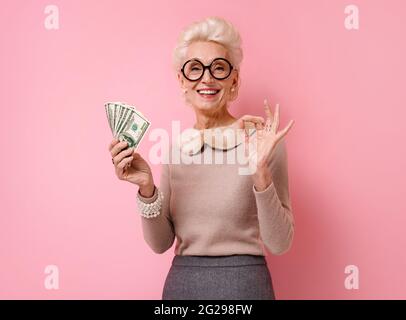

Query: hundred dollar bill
[[114, 103, 123, 135], [116, 104, 133, 136], [118, 103, 141, 133], [112, 103, 118, 135], [118, 109, 150, 150], [104, 101, 127, 136], [104, 101, 151, 150], [111, 101, 123, 135], [104, 103, 113, 134], [105, 102, 123, 135]]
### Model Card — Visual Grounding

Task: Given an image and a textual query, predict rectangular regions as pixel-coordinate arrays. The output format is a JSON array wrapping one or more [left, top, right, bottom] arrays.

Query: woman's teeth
[[197, 90, 220, 96]]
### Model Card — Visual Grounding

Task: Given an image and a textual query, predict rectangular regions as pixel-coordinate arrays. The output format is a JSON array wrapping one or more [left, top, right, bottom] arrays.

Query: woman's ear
[[229, 70, 240, 101]]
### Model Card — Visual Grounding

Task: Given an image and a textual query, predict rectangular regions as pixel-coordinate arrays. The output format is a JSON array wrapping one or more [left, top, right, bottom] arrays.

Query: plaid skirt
[[162, 254, 275, 300]]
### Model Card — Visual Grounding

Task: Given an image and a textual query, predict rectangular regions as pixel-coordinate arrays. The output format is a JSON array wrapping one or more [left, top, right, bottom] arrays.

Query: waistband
[[171, 254, 267, 267]]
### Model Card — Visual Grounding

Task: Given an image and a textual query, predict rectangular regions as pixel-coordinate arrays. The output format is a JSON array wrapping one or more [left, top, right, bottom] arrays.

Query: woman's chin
[[194, 97, 225, 110], [194, 101, 220, 111]]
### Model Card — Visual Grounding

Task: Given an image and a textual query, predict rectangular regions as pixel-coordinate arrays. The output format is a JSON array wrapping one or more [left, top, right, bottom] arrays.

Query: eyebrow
[[189, 57, 227, 64]]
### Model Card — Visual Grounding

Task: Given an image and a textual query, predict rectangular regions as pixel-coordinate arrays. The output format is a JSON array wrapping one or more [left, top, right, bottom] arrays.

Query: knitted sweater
[[136, 127, 294, 256]]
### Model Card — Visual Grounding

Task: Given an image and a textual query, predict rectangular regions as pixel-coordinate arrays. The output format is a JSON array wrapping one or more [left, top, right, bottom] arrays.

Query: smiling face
[[177, 41, 239, 112]]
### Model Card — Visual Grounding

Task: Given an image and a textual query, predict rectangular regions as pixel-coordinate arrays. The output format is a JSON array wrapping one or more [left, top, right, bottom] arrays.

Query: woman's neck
[[193, 107, 237, 130]]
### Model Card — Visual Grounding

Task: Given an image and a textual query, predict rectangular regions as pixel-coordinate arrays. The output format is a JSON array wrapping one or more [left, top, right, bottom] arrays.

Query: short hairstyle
[[172, 16, 243, 73]]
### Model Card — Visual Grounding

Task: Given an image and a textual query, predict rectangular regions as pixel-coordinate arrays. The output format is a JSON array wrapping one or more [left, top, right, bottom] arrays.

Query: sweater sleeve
[[253, 137, 294, 255], [136, 163, 175, 254]]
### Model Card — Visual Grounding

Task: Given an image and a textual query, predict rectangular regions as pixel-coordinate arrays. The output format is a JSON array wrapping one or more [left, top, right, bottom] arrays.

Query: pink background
[[1, 0, 405, 299]]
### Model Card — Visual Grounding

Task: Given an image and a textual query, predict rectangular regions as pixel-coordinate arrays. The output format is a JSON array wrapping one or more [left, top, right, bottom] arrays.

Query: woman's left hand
[[253, 99, 295, 169], [248, 99, 295, 190]]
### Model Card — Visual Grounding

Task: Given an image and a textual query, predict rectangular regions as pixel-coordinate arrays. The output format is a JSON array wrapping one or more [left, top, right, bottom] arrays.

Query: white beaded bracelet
[[136, 188, 164, 219]]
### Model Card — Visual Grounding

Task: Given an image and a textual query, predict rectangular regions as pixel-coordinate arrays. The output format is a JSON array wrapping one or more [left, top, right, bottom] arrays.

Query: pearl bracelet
[[136, 188, 164, 219]]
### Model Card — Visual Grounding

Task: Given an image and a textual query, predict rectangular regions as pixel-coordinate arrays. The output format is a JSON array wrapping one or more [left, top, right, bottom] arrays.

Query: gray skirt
[[162, 255, 275, 300]]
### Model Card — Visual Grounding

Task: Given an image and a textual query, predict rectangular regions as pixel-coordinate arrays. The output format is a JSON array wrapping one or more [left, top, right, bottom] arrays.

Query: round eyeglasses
[[181, 58, 234, 81]]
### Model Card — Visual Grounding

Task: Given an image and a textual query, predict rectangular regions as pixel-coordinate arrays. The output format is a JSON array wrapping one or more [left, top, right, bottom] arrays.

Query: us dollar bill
[[104, 101, 150, 150], [118, 109, 150, 150]]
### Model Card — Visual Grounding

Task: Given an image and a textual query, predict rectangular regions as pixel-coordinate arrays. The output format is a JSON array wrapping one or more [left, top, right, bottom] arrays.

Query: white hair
[[172, 16, 243, 73]]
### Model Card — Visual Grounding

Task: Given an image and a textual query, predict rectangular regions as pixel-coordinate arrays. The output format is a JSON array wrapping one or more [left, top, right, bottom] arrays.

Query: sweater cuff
[[137, 186, 158, 204], [252, 181, 279, 204]]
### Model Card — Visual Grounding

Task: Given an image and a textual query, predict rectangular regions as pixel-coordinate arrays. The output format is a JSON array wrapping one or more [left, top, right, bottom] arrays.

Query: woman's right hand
[[109, 138, 155, 193]]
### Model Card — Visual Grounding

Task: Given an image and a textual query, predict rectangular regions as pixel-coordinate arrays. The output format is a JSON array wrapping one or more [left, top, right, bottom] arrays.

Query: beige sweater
[[137, 128, 294, 256]]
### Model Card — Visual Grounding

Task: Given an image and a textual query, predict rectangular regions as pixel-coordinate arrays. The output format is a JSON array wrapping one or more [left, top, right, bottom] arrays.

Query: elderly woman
[[108, 16, 295, 300]]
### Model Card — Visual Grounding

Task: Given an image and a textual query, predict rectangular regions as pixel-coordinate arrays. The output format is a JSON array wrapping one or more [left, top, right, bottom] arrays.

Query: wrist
[[139, 183, 155, 198], [253, 168, 272, 192]]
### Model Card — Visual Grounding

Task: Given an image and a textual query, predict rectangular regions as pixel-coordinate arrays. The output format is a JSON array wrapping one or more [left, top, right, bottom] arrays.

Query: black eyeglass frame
[[180, 58, 234, 81]]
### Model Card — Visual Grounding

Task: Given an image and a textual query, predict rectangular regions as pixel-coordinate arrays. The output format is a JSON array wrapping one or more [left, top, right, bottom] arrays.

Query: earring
[[183, 89, 188, 94], [231, 87, 235, 92]]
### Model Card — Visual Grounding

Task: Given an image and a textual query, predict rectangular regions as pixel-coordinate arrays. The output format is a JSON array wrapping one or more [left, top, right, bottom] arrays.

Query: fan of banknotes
[[104, 102, 151, 150]]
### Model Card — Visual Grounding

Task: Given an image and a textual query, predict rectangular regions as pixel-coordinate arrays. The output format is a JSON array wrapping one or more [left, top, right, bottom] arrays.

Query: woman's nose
[[201, 68, 215, 82]]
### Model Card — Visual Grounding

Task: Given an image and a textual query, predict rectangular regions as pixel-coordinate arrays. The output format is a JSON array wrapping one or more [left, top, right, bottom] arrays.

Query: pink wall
[[1, 0, 405, 299]]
